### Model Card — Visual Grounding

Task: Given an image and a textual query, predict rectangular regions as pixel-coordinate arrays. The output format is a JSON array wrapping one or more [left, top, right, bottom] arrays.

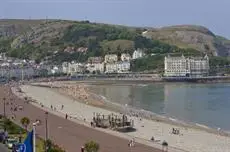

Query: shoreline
[[12, 84, 177, 152], [5, 85, 161, 152], [15, 82, 230, 152], [30, 82, 230, 136], [70, 78, 230, 84]]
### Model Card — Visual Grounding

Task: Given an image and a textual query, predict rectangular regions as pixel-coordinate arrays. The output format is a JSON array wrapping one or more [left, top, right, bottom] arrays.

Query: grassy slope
[[0, 19, 229, 58], [143, 25, 230, 56], [0, 19, 45, 36]]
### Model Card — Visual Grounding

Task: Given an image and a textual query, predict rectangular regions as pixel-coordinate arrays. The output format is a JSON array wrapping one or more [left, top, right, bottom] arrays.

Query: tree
[[20, 117, 30, 131], [84, 141, 100, 152], [46, 139, 52, 151]]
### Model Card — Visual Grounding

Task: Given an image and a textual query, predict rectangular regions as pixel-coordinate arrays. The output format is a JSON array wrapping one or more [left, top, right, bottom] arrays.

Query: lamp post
[[33, 120, 40, 152], [45, 112, 48, 152], [162, 140, 168, 152], [21, 65, 24, 82], [3, 97, 6, 132]]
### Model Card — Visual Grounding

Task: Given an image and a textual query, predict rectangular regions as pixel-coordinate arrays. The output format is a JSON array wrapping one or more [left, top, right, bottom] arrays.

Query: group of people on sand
[[50, 104, 64, 111], [50, 104, 70, 120], [172, 128, 180, 135], [128, 138, 135, 147]]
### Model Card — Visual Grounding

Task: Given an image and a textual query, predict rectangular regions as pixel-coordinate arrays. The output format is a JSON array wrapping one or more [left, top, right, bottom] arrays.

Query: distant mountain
[[0, 19, 230, 64], [142, 25, 230, 56]]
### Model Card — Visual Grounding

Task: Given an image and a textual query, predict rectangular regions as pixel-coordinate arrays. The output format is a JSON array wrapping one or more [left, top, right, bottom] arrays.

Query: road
[[0, 85, 163, 152]]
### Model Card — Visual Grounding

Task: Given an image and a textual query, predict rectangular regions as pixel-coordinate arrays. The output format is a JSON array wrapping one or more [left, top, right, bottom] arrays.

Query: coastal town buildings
[[50, 65, 63, 74], [117, 61, 130, 73], [62, 62, 68, 74], [0, 56, 38, 79], [132, 49, 145, 59], [87, 57, 103, 64], [164, 54, 209, 77], [86, 63, 104, 74], [104, 54, 118, 63], [67, 62, 85, 75], [0, 53, 6, 61], [64, 47, 88, 54], [0, 65, 35, 79], [121, 53, 131, 61], [62, 53, 132, 74], [86, 57, 104, 73], [105, 61, 130, 73], [77, 47, 88, 53], [64, 46, 75, 53], [105, 63, 117, 73]]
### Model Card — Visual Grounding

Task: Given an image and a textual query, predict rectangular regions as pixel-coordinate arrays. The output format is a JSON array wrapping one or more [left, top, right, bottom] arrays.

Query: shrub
[[84, 140, 100, 152]]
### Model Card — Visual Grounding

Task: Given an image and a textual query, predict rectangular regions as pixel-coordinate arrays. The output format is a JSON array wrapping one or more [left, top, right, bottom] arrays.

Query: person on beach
[[61, 104, 64, 110], [218, 128, 221, 132]]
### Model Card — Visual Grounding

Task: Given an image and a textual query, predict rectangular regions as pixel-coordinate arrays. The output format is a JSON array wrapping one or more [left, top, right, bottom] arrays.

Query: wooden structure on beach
[[93, 113, 134, 131]]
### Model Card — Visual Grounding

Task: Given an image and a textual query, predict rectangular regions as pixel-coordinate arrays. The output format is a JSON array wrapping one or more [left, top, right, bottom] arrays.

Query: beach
[[13, 82, 230, 152], [0, 85, 162, 152]]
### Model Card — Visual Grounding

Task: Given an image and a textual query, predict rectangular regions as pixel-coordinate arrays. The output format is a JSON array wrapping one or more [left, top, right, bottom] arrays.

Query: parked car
[[18, 105, 24, 110], [13, 143, 25, 152], [0, 132, 6, 142], [0, 131, 7, 143], [6, 138, 18, 149], [12, 143, 21, 152]]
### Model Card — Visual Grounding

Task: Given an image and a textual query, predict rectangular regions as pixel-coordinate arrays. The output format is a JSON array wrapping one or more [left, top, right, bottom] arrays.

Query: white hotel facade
[[164, 55, 209, 77]]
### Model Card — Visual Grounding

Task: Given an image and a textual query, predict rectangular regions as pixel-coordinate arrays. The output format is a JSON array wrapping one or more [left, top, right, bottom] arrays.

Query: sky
[[1, 0, 230, 38]]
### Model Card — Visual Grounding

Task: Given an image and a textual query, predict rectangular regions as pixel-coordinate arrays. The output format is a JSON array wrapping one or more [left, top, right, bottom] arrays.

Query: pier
[[162, 76, 230, 82]]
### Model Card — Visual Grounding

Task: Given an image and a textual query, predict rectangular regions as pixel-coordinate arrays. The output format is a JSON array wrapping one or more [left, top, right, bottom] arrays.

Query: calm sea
[[90, 83, 230, 131]]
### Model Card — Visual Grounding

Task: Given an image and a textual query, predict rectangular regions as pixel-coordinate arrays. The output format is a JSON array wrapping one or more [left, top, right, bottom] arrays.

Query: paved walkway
[[0, 143, 8, 152], [0, 85, 163, 152]]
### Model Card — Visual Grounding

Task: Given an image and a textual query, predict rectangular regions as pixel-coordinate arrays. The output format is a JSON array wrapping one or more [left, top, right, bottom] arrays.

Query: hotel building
[[164, 54, 209, 77]]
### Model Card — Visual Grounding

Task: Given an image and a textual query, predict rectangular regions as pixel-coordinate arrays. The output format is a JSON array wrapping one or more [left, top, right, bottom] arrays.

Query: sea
[[90, 82, 230, 131]]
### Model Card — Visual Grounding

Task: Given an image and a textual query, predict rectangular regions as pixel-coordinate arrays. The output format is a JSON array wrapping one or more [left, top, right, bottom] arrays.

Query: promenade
[[0, 85, 162, 152], [0, 143, 8, 152]]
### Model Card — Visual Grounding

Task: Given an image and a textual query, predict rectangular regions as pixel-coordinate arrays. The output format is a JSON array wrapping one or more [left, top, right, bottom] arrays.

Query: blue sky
[[1, 0, 230, 38]]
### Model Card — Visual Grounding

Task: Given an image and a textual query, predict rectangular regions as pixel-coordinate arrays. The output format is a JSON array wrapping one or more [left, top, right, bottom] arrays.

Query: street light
[[162, 140, 168, 152], [45, 111, 49, 152], [33, 120, 40, 152], [3, 97, 6, 132]]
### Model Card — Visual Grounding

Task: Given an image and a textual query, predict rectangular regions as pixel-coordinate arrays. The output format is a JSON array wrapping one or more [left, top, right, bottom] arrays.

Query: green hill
[[142, 25, 230, 56], [0, 19, 229, 67]]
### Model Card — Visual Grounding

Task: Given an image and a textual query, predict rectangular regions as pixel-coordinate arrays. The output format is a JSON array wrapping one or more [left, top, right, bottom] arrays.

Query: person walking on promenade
[[81, 146, 84, 152], [131, 138, 135, 147], [65, 114, 68, 119]]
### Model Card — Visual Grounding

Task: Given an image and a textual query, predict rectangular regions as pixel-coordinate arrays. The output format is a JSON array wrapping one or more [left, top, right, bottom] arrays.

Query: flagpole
[[33, 123, 36, 152], [21, 65, 24, 82]]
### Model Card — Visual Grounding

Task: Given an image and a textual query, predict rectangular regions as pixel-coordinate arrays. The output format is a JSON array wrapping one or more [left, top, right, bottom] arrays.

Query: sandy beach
[[0, 85, 161, 152], [13, 82, 230, 152]]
